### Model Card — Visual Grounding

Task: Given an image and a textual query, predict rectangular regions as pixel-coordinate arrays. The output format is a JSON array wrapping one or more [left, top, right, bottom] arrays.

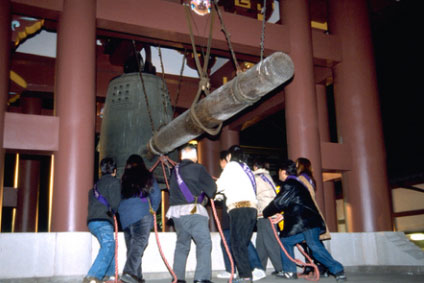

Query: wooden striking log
[[145, 51, 294, 157]]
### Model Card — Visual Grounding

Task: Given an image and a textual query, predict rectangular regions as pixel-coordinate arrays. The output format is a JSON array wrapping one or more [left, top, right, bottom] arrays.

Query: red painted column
[[52, 0, 96, 231], [220, 125, 239, 151], [198, 138, 220, 178], [198, 137, 220, 232], [0, 0, 11, 229], [328, 0, 392, 231], [15, 96, 42, 232], [279, 0, 325, 211], [316, 84, 338, 232]]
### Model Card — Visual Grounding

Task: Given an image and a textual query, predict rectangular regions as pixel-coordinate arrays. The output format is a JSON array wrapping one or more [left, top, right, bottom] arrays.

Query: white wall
[[1, 231, 423, 279]]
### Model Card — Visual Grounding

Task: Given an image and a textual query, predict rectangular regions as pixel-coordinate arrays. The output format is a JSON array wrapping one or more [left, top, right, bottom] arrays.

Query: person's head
[[219, 150, 229, 170], [125, 154, 146, 169], [100, 157, 117, 176], [296, 157, 316, 188], [252, 158, 265, 171], [278, 160, 297, 181], [121, 154, 152, 198], [180, 143, 198, 162], [227, 145, 245, 163], [296, 157, 313, 177]]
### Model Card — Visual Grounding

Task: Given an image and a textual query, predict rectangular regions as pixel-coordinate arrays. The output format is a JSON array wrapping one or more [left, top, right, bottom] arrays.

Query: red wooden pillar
[[328, 0, 392, 231], [198, 138, 220, 178], [198, 137, 220, 232], [15, 96, 42, 232], [316, 84, 338, 232], [52, 0, 96, 231], [0, 0, 11, 230], [279, 0, 325, 211], [220, 125, 239, 151]]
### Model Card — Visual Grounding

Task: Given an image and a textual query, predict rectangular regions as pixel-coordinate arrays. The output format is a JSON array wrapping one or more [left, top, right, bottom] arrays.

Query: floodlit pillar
[[316, 84, 338, 232], [15, 96, 42, 232], [328, 0, 392, 231], [220, 126, 239, 151], [279, 0, 325, 211], [198, 138, 220, 232], [198, 138, 221, 179], [52, 0, 96, 231], [0, 0, 12, 230]]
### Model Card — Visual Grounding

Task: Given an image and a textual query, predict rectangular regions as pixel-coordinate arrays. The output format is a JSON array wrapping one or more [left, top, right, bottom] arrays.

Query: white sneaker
[[252, 268, 266, 281], [217, 271, 232, 279]]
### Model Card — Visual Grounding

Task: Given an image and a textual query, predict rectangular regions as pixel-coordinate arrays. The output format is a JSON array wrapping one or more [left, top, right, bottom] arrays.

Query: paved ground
[[2, 268, 424, 283]]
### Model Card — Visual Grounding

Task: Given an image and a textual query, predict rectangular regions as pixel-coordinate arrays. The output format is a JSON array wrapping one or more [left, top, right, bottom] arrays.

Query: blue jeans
[[87, 220, 116, 280], [221, 229, 264, 272], [280, 227, 344, 275], [123, 214, 153, 280]]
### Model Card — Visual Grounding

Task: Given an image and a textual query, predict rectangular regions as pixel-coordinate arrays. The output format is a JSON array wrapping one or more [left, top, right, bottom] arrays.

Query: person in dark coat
[[263, 160, 346, 282], [166, 143, 217, 283], [84, 157, 121, 283]]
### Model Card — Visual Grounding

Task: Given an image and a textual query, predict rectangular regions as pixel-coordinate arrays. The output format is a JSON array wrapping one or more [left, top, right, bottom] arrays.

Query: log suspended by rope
[[144, 51, 294, 158]]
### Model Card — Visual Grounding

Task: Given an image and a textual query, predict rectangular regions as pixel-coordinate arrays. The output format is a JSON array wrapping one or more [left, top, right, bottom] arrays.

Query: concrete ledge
[[1, 231, 423, 280]]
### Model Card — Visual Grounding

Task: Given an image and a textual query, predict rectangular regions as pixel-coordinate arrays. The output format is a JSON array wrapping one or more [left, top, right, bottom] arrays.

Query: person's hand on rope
[[269, 213, 284, 224]]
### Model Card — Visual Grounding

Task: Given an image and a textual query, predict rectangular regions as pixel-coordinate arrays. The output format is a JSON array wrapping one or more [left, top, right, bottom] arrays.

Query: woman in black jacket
[[263, 160, 346, 282]]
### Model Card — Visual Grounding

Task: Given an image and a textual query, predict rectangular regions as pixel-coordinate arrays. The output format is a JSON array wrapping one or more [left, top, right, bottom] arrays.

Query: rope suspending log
[[144, 51, 294, 158]]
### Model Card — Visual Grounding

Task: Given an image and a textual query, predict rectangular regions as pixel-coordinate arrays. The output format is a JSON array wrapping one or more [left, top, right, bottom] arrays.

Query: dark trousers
[[256, 218, 283, 272], [229, 207, 257, 278], [123, 214, 153, 280], [221, 229, 264, 272]]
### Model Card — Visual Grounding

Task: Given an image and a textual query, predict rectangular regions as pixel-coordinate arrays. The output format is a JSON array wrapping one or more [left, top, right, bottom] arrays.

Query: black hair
[[228, 145, 245, 163], [219, 150, 229, 161], [296, 157, 316, 188], [253, 158, 265, 169], [100, 157, 116, 176], [121, 154, 153, 199], [278, 160, 297, 176]]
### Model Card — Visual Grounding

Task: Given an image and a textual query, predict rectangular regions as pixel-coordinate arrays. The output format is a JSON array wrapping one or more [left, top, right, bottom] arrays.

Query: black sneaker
[[275, 272, 297, 279], [321, 270, 329, 278], [120, 273, 144, 283], [335, 271, 347, 282]]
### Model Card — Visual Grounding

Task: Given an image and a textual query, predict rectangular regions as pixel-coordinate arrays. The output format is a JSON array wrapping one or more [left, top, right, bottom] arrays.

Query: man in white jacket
[[216, 145, 258, 283]]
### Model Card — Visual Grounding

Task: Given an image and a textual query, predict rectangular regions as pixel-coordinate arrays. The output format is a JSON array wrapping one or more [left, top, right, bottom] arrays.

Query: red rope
[[113, 214, 119, 283], [210, 200, 235, 283], [149, 155, 178, 283], [147, 155, 234, 283], [268, 218, 320, 281]]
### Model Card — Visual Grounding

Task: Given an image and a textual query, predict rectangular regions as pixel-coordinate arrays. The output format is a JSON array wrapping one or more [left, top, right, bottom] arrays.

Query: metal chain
[[173, 50, 186, 117], [132, 40, 155, 133], [157, 45, 172, 124], [260, 0, 267, 62], [213, 0, 242, 74]]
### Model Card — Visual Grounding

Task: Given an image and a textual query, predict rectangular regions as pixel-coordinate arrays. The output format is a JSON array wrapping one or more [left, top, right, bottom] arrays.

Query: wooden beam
[[11, 0, 341, 62], [3, 112, 59, 152]]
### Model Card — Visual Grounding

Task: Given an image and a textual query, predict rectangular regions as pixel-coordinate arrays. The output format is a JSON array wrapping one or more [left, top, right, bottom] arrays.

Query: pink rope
[[113, 214, 119, 283], [210, 199, 235, 283], [149, 155, 178, 283], [268, 218, 320, 281]]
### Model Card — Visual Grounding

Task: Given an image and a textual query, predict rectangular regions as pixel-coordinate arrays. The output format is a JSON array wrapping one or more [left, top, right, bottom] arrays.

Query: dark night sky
[[373, 0, 424, 181], [241, 0, 424, 184]]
